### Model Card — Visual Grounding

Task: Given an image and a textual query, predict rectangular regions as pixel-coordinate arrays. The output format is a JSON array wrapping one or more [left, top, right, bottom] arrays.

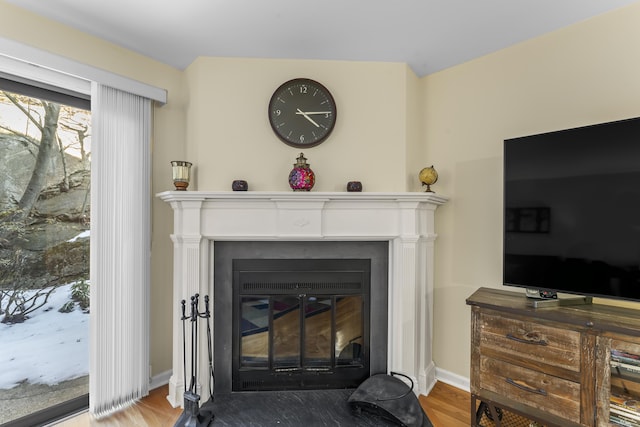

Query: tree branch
[[2, 91, 44, 132], [0, 125, 40, 153]]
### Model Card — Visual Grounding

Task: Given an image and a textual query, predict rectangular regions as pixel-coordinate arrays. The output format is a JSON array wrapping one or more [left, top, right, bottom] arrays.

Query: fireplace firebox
[[233, 258, 371, 391], [213, 240, 389, 395]]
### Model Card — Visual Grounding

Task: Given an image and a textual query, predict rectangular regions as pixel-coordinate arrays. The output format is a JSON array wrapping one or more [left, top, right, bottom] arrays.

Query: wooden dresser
[[467, 287, 640, 427]]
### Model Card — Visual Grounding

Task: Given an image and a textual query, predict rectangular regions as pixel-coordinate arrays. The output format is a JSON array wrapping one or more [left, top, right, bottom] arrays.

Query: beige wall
[[3, 0, 640, 387], [424, 1, 640, 379], [183, 56, 418, 192]]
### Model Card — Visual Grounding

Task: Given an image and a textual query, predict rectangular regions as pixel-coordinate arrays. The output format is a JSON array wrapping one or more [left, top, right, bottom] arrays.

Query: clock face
[[268, 78, 337, 148]]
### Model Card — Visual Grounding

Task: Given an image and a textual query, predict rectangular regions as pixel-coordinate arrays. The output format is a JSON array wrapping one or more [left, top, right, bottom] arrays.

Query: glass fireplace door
[[233, 259, 370, 391]]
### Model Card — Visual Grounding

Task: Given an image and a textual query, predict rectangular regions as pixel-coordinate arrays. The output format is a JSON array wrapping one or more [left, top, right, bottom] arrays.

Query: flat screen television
[[503, 117, 640, 302]]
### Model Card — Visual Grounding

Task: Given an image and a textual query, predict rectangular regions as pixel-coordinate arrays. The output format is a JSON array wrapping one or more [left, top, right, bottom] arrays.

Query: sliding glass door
[[0, 84, 91, 426]]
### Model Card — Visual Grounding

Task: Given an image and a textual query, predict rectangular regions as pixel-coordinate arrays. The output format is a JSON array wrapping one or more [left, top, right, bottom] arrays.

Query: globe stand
[[421, 182, 434, 193]]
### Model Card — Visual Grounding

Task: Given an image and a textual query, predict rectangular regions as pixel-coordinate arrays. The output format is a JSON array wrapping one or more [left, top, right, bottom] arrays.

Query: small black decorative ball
[[347, 181, 363, 192], [232, 180, 248, 191]]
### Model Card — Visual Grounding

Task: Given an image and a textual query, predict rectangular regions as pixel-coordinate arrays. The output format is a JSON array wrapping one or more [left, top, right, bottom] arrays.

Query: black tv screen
[[503, 117, 640, 301]]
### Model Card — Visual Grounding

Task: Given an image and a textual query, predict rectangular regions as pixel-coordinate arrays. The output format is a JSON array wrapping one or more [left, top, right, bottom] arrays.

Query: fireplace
[[213, 241, 388, 393], [158, 191, 447, 407]]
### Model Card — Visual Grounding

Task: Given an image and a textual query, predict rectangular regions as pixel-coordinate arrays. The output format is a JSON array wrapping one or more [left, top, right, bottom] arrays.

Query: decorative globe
[[419, 166, 438, 192]]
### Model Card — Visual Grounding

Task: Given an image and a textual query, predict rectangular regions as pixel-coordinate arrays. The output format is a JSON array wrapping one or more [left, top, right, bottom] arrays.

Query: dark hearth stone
[[202, 389, 406, 426]]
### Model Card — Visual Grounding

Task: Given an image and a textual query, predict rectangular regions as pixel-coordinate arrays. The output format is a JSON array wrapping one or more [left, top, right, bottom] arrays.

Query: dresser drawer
[[479, 312, 581, 373], [479, 355, 581, 422]]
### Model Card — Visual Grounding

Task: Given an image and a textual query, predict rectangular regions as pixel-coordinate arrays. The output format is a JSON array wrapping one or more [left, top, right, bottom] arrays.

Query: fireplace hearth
[[158, 191, 447, 407]]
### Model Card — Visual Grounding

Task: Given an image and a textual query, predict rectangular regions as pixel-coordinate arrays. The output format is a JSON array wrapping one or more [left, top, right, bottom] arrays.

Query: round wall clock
[[268, 78, 337, 148]]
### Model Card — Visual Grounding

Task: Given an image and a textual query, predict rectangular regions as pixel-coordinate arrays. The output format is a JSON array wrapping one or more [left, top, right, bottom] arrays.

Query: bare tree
[[56, 110, 91, 192], [2, 92, 62, 220], [59, 110, 90, 168]]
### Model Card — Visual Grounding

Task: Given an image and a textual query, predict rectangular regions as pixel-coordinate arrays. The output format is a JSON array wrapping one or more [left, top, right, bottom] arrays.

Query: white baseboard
[[149, 370, 172, 391], [434, 367, 470, 392]]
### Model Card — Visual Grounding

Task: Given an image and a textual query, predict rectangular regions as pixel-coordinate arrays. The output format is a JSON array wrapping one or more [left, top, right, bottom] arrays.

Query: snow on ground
[[67, 230, 90, 242], [0, 283, 89, 389]]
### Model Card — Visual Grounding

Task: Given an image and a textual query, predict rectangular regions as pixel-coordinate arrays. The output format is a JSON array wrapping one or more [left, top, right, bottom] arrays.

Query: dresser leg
[[472, 396, 488, 426], [487, 404, 502, 427], [473, 397, 505, 427]]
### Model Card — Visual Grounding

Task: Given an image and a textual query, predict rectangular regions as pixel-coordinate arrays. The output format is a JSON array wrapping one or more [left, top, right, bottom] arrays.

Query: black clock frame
[[268, 78, 337, 148]]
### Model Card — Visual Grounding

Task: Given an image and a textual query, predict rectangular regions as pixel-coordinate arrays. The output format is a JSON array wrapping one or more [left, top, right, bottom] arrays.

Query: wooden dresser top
[[467, 287, 640, 337]]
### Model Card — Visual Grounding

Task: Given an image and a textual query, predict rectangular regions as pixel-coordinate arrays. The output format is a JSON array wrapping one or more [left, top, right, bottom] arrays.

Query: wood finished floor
[[53, 381, 470, 427]]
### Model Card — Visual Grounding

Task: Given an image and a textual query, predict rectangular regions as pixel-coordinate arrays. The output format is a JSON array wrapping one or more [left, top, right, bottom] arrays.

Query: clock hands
[[295, 111, 332, 115], [296, 108, 320, 127]]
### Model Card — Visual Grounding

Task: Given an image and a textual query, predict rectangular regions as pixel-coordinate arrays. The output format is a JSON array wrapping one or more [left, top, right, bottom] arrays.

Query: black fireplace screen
[[232, 259, 371, 391]]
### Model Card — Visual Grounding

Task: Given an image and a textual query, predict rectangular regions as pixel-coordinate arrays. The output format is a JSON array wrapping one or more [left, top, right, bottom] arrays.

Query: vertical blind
[[89, 83, 151, 417]]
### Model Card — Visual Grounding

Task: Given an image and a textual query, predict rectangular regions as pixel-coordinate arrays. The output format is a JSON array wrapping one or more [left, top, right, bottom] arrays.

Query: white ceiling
[[6, 0, 639, 77]]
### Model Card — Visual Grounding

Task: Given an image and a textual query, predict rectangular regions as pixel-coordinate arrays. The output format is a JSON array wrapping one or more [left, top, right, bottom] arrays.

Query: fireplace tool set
[[174, 294, 215, 427]]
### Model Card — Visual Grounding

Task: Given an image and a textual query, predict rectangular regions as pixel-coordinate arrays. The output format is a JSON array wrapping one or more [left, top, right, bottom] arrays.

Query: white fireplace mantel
[[158, 191, 448, 406]]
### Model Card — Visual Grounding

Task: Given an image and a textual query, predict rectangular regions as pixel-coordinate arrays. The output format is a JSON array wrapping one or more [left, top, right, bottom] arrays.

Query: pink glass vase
[[288, 153, 315, 191]]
